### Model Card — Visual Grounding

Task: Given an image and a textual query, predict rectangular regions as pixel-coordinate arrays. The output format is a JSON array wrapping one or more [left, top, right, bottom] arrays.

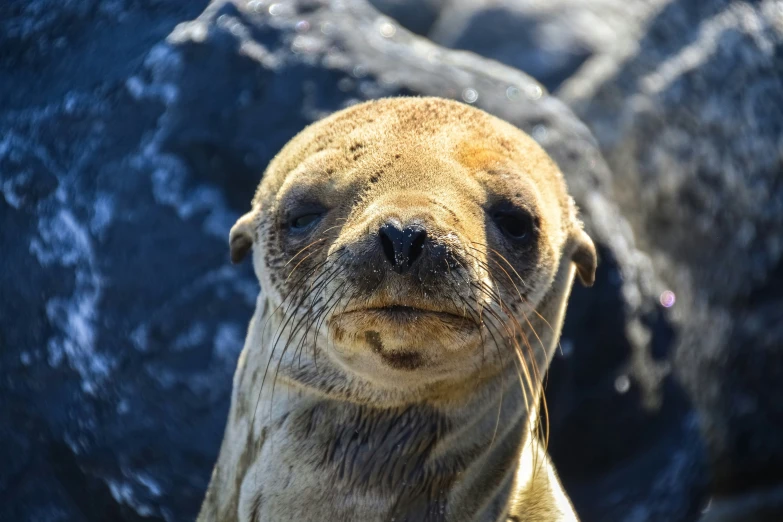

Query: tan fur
[[198, 97, 595, 522]]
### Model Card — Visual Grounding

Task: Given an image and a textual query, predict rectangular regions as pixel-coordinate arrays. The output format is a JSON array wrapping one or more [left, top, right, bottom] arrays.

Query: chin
[[326, 307, 483, 383]]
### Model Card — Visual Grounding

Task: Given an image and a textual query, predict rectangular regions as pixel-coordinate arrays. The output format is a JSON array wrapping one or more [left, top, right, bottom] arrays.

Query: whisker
[[440, 263, 514, 449], [460, 248, 549, 473], [267, 255, 349, 406], [253, 250, 347, 427], [310, 283, 353, 362], [467, 244, 554, 448], [284, 238, 326, 268], [468, 242, 559, 342], [294, 268, 351, 369]]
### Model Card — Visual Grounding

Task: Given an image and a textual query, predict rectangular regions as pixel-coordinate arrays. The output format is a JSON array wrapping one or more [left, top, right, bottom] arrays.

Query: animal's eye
[[493, 209, 534, 241], [289, 212, 324, 232]]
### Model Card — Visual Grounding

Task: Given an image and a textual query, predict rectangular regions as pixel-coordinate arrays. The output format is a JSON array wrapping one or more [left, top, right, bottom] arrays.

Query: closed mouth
[[341, 305, 475, 324]]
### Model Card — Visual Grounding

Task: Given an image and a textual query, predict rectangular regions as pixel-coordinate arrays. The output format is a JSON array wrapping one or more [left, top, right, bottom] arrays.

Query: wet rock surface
[[1, 0, 778, 521]]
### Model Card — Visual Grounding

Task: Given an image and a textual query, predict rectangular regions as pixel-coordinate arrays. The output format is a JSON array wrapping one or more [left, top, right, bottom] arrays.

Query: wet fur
[[198, 97, 596, 521]]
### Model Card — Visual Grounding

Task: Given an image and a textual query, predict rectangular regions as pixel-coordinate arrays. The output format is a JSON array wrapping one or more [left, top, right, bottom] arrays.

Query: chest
[[236, 402, 478, 522]]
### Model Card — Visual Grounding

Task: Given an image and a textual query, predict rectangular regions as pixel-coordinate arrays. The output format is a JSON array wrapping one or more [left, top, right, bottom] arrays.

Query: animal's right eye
[[290, 213, 323, 231], [286, 203, 327, 234]]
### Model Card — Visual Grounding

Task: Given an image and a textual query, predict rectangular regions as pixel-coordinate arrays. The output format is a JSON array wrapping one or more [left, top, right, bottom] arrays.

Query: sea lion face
[[230, 97, 595, 395]]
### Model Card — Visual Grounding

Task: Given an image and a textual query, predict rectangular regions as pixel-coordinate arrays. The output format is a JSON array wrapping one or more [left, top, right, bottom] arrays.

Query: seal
[[197, 97, 596, 522]]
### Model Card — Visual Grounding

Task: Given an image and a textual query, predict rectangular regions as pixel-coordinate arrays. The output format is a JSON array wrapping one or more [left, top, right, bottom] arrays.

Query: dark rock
[[0, 0, 211, 109], [1, 0, 707, 521], [560, 0, 783, 514]]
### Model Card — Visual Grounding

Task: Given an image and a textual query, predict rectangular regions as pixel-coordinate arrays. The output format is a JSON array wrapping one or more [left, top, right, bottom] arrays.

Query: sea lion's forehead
[[258, 98, 568, 215], [274, 142, 488, 213], [273, 124, 525, 188]]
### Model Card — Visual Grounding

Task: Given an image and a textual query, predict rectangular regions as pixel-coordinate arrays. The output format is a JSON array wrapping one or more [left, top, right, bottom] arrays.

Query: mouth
[[341, 305, 475, 325], [327, 302, 483, 375]]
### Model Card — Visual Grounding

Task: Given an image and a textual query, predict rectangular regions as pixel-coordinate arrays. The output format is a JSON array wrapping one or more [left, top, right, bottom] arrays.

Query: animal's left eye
[[492, 209, 534, 241], [289, 212, 324, 232]]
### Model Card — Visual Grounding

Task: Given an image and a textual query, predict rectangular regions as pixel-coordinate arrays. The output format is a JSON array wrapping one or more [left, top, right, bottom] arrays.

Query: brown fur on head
[[228, 96, 595, 402]]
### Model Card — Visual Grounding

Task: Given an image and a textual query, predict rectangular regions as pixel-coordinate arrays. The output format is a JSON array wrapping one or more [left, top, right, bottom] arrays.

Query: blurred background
[[1, 0, 782, 520]]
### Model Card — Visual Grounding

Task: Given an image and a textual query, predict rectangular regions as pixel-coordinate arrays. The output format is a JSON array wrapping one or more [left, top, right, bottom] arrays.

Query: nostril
[[377, 222, 428, 273], [407, 229, 426, 267], [379, 227, 398, 267]]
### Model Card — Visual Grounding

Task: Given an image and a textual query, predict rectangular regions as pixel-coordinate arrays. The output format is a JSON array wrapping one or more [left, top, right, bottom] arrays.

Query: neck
[[258, 359, 538, 521]]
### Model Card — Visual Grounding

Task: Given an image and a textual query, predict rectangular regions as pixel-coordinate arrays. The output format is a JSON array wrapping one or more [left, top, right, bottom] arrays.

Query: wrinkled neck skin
[[198, 260, 578, 522]]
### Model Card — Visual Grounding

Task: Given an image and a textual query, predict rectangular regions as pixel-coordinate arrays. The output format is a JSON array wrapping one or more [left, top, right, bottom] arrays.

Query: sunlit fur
[[198, 97, 596, 522]]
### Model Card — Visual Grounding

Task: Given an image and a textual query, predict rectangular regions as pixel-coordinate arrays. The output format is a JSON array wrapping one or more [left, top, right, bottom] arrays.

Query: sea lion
[[197, 96, 596, 522]]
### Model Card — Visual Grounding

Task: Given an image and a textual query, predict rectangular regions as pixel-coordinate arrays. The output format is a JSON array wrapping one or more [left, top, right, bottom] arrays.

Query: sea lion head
[[229, 97, 595, 403]]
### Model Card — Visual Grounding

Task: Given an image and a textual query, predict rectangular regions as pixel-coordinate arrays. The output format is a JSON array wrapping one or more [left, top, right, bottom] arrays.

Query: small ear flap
[[570, 228, 597, 287], [229, 212, 256, 264]]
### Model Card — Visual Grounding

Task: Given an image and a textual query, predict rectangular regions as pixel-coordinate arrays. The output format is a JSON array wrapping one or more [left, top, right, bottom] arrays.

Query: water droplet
[[268, 3, 283, 16], [248, 0, 265, 12], [321, 21, 335, 35], [296, 20, 310, 33], [353, 65, 367, 78], [659, 290, 676, 308], [614, 375, 630, 394], [525, 84, 543, 100], [462, 88, 478, 104], [379, 22, 396, 38], [532, 124, 548, 141], [506, 86, 520, 101]]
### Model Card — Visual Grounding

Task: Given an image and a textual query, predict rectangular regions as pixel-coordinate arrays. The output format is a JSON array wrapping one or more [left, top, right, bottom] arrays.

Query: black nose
[[378, 222, 427, 274]]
